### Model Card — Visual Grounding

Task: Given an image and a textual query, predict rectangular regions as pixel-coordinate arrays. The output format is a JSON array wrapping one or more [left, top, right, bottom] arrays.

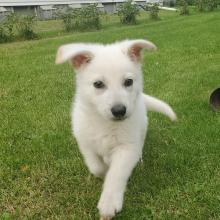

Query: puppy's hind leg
[[81, 148, 108, 178]]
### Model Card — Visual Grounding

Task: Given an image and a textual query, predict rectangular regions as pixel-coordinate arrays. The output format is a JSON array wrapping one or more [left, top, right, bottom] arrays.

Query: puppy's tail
[[143, 93, 177, 121]]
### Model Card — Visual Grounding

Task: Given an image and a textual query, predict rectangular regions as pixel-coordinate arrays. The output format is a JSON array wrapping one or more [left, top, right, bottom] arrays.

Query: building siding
[[0, 0, 146, 7], [0, 1, 96, 7], [0, 0, 171, 19]]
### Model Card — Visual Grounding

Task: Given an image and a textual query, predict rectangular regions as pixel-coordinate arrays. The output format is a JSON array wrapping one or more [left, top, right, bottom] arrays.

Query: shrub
[[205, 0, 218, 10], [195, 0, 218, 11], [62, 10, 74, 32], [0, 13, 37, 43], [169, 0, 176, 6], [1, 13, 18, 41], [117, 0, 140, 24], [176, 0, 194, 5], [79, 4, 101, 30], [196, 0, 205, 11], [186, 0, 194, 5], [149, 3, 160, 20], [16, 15, 37, 40], [179, 0, 190, 15], [163, 0, 176, 7], [0, 26, 8, 43], [62, 4, 101, 32], [0, 14, 16, 43]]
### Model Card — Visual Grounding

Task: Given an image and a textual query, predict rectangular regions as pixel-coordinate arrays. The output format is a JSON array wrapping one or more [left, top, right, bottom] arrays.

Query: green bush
[[149, 3, 160, 20], [0, 26, 8, 43], [0, 13, 37, 43], [196, 0, 205, 11], [3, 13, 17, 38], [205, 0, 218, 10], [16, 15, 38, 40], [195, 0, 218, 11], [0, 13, 17, 42], [179, 0, 190, 15], [170, 0, 176, 6], [78, 5, 101, 30], [117, 0, 140, 24], [177, 0, 194, 5], [62, 4, 101, 32], [62, 10, 74, 32], [186, 0, 194, 5], [163, 0, 176, 7]]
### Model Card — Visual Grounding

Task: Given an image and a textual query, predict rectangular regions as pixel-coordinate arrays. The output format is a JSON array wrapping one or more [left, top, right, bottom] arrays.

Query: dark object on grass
[[210, 88, 220, 111]]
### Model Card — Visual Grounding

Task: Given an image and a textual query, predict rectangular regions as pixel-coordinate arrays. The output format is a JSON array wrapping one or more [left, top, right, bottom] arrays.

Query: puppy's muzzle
[[111, 104, 126, 120]]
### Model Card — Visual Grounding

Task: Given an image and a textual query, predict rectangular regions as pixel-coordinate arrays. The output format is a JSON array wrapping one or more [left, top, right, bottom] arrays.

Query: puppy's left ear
[[122, 39, 157, 62]]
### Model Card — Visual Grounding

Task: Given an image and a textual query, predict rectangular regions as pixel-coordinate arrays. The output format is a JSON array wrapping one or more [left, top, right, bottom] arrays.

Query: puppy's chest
[[75, 115, 136, 156], [87, 125, 131, 155]]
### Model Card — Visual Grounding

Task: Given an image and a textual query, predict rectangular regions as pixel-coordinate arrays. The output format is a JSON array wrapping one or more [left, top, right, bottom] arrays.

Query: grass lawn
[[1, 10, 220, 219]]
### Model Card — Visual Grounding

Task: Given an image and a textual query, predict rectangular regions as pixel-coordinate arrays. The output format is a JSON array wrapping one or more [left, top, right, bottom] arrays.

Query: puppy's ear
[[55, 44, 93, 69], [122, 39, 157, 62]]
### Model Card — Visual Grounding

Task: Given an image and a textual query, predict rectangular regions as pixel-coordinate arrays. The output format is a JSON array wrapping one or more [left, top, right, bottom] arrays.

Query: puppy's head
[[56, 39, 156, 121]]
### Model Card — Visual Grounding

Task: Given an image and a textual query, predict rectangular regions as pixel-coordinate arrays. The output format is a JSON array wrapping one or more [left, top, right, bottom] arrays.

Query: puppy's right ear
[[55, 44, 94, 69]]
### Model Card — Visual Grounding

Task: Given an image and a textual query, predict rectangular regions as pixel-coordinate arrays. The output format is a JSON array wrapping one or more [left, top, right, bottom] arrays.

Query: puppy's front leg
[[98, 147, 140, 219], [81, 148, 108, 178]]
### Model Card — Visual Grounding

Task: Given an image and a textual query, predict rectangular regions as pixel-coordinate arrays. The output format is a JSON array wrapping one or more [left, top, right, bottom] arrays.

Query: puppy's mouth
[[111, 116, 128, 121]]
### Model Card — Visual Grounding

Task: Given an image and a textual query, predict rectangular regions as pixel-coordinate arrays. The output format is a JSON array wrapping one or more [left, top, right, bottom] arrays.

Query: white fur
[[56, 39, 176, 219]]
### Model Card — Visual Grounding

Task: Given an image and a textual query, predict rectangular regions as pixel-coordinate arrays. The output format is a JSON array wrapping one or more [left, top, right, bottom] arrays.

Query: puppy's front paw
[[98, 192, 123, 219], [99, 217, 111, 220]]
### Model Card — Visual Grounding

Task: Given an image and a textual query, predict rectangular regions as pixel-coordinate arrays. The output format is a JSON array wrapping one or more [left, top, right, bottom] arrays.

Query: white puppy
[[56, 39, 176, 220]]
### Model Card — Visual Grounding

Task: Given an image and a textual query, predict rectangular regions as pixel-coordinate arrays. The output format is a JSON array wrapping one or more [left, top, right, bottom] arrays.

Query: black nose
[[111, 104, 126, 118]]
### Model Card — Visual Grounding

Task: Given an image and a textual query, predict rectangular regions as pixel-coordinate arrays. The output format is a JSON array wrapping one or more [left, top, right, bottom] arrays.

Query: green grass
[[1, 10, 220, 219]]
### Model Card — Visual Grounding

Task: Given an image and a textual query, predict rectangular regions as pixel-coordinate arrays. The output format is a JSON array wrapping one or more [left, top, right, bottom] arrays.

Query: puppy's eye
[[93, 81, 105, 89], [124, 79, 133, 87]]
